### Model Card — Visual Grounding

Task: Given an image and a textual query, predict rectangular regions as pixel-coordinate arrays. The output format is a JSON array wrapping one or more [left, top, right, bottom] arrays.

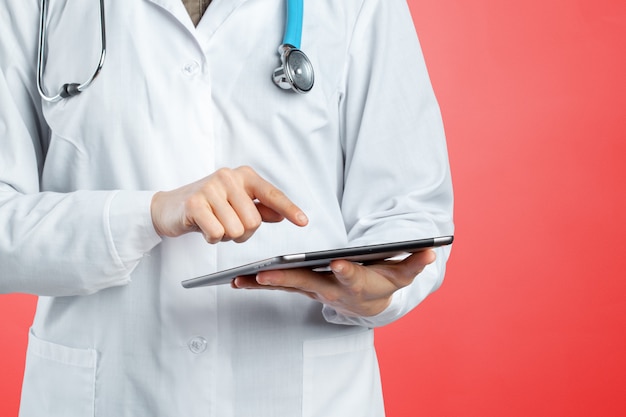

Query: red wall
[[376, 0, 626, 416], [1, 1, 625, 416]]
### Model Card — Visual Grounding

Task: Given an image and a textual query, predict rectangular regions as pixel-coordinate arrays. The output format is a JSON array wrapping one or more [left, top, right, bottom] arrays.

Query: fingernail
[[331, 262, 345, 276], [296, 212, 309, 225], [256, 273, 269, 285]]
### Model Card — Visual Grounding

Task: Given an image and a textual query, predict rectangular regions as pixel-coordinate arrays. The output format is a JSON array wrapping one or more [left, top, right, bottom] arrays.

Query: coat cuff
[[321, 289, 408, 328], [106, 190, 162, 273]]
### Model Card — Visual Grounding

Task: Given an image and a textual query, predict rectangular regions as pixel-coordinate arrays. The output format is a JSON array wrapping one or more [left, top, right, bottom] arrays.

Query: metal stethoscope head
[[272, 0, 314, 94], [37, 0, 107, 102], [272, 44, 314, 94]]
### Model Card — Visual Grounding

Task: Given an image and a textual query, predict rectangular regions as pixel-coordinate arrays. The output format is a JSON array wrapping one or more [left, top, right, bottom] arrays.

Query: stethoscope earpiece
[[273, 44, 314, 94]]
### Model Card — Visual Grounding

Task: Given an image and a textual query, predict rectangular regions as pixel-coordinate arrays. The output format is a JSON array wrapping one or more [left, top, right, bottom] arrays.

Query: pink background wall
[[1, 0, 625, 415]]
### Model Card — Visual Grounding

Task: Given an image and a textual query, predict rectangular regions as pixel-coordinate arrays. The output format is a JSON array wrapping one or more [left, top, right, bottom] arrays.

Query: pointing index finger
[[249, 177, 308, 227]]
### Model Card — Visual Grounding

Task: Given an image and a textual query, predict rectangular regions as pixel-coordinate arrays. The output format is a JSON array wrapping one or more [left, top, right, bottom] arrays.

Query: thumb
[[330, 260, 361, 286]]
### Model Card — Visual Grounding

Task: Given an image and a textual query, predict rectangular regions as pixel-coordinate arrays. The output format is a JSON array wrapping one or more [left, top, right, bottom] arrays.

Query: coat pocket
[[302, 330, 385, 417], [19, 329, 97, 417]]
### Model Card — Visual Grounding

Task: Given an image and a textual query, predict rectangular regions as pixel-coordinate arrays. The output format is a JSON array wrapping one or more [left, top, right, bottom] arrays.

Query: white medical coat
[[0, 0, 454, 415]]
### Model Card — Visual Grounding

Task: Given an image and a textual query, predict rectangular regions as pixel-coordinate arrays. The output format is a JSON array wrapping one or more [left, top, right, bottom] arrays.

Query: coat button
[[188, 336, 208, 354], [182, 61, 200, 75]]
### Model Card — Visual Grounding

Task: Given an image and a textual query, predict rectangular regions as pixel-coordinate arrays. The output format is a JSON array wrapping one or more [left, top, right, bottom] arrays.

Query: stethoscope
[[37, 0, 314, 103], [271, 0, 314, 93]]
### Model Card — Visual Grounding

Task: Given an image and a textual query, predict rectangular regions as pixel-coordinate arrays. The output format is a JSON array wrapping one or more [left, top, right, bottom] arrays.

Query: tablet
[[181, 235, 453, 288]]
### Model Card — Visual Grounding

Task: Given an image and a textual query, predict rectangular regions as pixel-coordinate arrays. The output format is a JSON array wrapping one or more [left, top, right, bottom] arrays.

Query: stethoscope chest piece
[[273, 44, 314, 94]]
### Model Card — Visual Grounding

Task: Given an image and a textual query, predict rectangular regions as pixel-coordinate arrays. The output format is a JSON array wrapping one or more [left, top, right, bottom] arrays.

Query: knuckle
[[199, 181, 217, 196], [263, 186, 286, 202], [236, 165, 256, 177], [202, 221, 225, 243], [184, 194, 205, 213], [233, 232, 253, 243], [213, 168, 236, 185], [227, 224, 246, 240], [242, 213, 262, 230], [204, 228, 225, 243]]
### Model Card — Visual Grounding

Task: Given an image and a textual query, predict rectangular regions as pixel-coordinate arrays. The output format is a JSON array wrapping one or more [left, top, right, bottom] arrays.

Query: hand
[[232, 249, 436, 317], [150, 166, 308, 243]]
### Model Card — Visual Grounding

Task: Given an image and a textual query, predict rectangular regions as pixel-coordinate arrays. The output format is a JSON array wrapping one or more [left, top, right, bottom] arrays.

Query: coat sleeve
[[322, 0, 454, 327], [0, 3, 161, 296]]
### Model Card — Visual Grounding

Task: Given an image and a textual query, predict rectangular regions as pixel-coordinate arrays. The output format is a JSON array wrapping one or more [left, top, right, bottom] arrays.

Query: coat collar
[[142, 0, 253, 40]]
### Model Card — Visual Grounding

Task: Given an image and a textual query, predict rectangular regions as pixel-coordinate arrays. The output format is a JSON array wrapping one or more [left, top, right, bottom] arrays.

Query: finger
[[254, 269, 338, 297], [232, 275, 319, 298], [255, 202, 285, 223], [254, 269, 311, 288], [398, 249, 437, 275], [192, 207, 226, 244], [329, 260, 360, 287], [368, 250, 437, 287], [225, 191, 264, 242], [246, 177, 308, 227], [208, 198, 247, 241]]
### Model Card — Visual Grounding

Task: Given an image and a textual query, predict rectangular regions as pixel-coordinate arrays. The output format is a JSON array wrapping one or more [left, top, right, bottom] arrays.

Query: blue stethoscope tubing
[[283, 0, 303, 48], [36, 0, 313, 102]]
